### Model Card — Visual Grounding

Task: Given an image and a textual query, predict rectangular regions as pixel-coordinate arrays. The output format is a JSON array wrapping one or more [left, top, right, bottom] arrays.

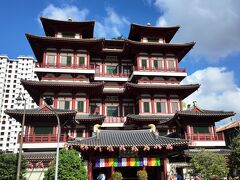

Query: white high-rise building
[[0, 55, 38, 152]]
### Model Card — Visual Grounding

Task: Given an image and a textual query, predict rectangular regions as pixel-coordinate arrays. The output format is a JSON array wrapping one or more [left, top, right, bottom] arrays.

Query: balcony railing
[[19, 134, 68, 143], [134, 66, 186, 73], [104, 117, 125, 123], [185, 133, 225, 141], [95, 72, 130, 78], [36, 63, 95, 70]]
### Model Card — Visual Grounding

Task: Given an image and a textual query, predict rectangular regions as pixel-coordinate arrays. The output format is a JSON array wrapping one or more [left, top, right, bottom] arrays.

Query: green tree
[[44, 149, 87, 180], [112, 171, 122, 180], [190, 149, 228, 179], [0, 153, 27, 180], [230, 135, 240, 175]]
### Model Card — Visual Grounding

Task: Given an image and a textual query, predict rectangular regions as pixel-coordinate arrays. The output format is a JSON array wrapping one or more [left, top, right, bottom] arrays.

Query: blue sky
[[0, 0, 240, 125]]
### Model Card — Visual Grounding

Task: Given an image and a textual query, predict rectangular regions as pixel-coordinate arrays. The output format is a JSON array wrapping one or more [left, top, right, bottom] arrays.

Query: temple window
[[77, 101, 84, 112], [61, 55, 72, 66], [90, 105, 100, 114], [170, 100, 179, 113], [62, 32, 75, 38], [166, 57, 176, 70], [141, 58, 148, 69], [106, 65, 118, 74], [152, 57, 164, 70], [78, 56, 86, 67], [76, 98, 86, 113], [76, 129, 84, 138], [143, 101, 150, 113], [34, 126, 53, 134], [122, 65, 131, 75], [155, 100, 167, 113], [147, 37, 160, 43], [58, 98, 72, 110], [46, 54, 56, 65], [193, 126, 210, 134], [107, 106, 119, 117], [123, 104, 134, 116]]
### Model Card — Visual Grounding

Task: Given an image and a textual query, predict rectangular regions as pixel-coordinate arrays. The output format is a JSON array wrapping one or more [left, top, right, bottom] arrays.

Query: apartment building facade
[[0, 55, 37, 152]]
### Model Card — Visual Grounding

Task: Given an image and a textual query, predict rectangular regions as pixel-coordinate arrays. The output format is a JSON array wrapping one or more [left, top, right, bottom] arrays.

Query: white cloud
[[40, 4, 88, 21], [154, 0, 240, 61], [182, 67, 240, 125], [95, 7, 130, 38]]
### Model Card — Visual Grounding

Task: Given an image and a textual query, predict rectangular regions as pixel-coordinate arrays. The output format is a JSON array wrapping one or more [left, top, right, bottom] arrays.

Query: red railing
[[185, 133, 225, 141], [134, 66, 186, 73], [95, 72, 130, 78], [36, 63, 95, 70], [104, 117, 125, 123], [19, 134, 68, 143]]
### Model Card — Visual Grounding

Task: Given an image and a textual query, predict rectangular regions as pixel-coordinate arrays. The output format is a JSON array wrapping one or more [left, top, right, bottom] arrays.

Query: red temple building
[[6, 17, 235, 179]]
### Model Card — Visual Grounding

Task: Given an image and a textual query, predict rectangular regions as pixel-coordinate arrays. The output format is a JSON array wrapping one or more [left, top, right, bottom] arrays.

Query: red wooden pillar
[[56, 49, 60, 67], [163, 54, 167, 71], [136, 54, 140, 70], [42, 51, 46, 66], [72, 95, 76, 110], [179, 97, 183, 111], [102, 60, 105, 76], [88, 157, 93, 180], [74, 51, 77, 67], [167, 97, 171, 113], [53, 96, 58, 108], [163, 158, 167, 180], [151, 95, 155, 114], [102, 99, 105, 115], [87, 52, 90, 68], [175, 57, 178, 71], [25, 126, 29, 138], [139, 96, 142, 113], [86, 95, 90, 113], [149, 55, 152, 70]]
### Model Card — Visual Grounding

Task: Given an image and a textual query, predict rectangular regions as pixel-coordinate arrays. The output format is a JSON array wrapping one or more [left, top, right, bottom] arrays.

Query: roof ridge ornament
[[148, 124, 159, 139], [93, 124, 101, 139]]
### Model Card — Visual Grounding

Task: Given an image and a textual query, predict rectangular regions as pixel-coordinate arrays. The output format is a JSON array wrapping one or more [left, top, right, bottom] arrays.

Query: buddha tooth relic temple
[[5, 17, 235, 180]]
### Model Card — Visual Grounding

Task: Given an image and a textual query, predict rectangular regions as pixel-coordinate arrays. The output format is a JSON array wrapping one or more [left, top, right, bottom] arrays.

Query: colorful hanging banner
[[95, 157, 161, 167]]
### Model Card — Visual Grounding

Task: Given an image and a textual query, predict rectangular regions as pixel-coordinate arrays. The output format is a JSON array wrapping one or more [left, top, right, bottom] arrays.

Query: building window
[[46, 55, 55, 65], [90, 105, 100, 114], [167, 59, 175, 70], [107, 106, 118, 117], [59, 100, 70, 110], [62, 32, 75, 38], [193, 126, 210, 134], [34, 127, 53, 134], [153, 59, 163, 69], [123, 66, 131, 75], [77, 101, 84, 112], [143, 102, 150, 113], [124, 105, 134, 116], [141, 59, 147, 69], [147, 37, 159, 43], [156, 102, 166, 113], [78, 57, 85, 66], [106, 65, 118, 74], [76, 129, 84, 137], [61, 56, 72, 66], [171, 102, 179, 113]]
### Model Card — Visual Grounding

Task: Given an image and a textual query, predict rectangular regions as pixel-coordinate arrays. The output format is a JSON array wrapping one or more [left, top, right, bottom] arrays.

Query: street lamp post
[[44, 96, 60, 180], [16, 93, 26, 180]]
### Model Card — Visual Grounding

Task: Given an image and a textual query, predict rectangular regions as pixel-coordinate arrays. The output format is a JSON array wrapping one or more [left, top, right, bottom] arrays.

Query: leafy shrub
[[112, 171, 122, 180], [137, 170, 148, 180]]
